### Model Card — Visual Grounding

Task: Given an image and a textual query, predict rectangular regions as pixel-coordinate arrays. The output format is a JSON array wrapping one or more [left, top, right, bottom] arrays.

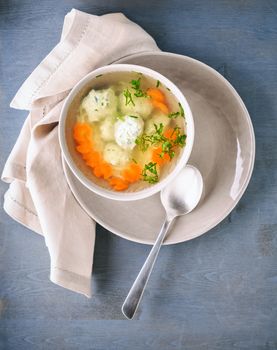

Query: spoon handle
[[122, 216, 173, 319]]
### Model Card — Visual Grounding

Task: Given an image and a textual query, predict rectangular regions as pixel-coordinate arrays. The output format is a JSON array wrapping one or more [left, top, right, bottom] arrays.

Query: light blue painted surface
[[0, 1, 277, 349]]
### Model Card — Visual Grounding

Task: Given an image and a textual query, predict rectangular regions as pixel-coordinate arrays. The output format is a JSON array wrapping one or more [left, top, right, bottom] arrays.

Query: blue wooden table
[[1, 1, 277, 349]]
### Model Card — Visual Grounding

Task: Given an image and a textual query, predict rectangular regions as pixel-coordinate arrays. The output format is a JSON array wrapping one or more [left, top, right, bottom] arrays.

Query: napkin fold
[[2, 9, 159, 297]]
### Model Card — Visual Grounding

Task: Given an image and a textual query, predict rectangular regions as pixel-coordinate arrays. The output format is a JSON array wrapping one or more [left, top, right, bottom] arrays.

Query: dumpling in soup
[[81, 88, 117, 122], [103, 142, 130, 167], [119, 93, 153, 120], [144, 112, 170, 134], [100, 116, 115, 142], [114, 115, 144, 150]]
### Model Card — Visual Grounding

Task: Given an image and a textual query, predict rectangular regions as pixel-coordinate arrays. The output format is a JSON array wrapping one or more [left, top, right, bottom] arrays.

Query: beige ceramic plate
[[62, 52, 255, 245]]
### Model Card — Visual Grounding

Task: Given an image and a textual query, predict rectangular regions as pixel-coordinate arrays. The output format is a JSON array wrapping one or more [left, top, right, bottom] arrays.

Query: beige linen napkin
[[2, 9, 159, 297]]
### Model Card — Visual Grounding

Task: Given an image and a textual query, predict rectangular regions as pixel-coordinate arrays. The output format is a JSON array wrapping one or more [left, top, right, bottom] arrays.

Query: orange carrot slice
[[73, 123, 92, 143], [147, 88, 166, 103], [152, 100, 169, 114], [109, 177, 129, 191], [85, 152, 101, 167], [164, 128, 178, 141], [82, 151, 95, 162], [122, 163, 142, 183], [152, 147, 170, 165], [76, 142, 93, 154], [129, 163, 142, 181], [100, 162, 113, 180], [93, 165, 103, 178], [73, 122, 138, 190]]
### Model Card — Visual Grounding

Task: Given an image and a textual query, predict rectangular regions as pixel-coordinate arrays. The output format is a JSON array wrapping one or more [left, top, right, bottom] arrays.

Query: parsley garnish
[[129, 115, 138, 118], [123, 88, 135, 106], [136, 123, 186, 159], [135, 123, 165, 151], [131, 78, 140, 90], [167, 103, 185, 119], [156, 80, 161, 88], [168, 111, 180, 119], [142, 162, 159, 184], [174, 133, 186, 146], [161, 140, 175, 159], [135, 133, 151, 152], [178, 103, 185, 117], [132, 158, 138, 164], [130, 78, 147, 97]]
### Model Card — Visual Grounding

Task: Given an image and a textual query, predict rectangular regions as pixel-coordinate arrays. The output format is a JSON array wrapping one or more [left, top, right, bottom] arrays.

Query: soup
[[69, 71, 187, 192]]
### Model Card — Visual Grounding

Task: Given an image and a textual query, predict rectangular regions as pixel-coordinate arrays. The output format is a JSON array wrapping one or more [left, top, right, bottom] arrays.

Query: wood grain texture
[[0, 0, 277, 349]]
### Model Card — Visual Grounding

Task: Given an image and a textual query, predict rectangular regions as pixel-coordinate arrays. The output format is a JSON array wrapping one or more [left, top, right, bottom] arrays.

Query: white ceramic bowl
[[59, 64, 194, 201]]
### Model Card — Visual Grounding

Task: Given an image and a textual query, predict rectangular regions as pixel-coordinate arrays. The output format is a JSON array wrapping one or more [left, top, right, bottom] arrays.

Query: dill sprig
[[123, 88, 135, 106], [135, 123, 186, 159], [168, 102, 185, 118], [178, 103, 185, 117], [141, 162, 159, 184], [135, 123, 165, 151], [130, 78, 147, 98]]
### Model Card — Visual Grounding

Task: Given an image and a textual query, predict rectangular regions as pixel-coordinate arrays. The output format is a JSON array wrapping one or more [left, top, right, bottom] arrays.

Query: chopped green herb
[[136, 123, 186, 160], [156, 80, 161, 88], [174, 133, 187, 147], [178, 103, 185, 117], [130, 78, 147, 98], [153, 123, 164, 138], [123, 88, 135, 106], [135, 134, 151, 152], [134, 91, 145, 97], [129, 115, 138, 118], [94, 109, 98, 112], [136, 123, 165, 151], [142, 162, 159, 184], [166, 87, 171, 91], [131, 78, 140, 90], [132, 158, 138, 164], [167, 103, 185, 119], [171, 126, 181, 136], [171, 126, 186, 147], [96, 74, 103, 78], [168, 111, 180, 119], [161, 140, 175, 159]]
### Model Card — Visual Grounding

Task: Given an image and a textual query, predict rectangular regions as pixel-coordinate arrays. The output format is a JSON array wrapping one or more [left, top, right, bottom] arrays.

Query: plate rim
[[63, 51, 256, 245]]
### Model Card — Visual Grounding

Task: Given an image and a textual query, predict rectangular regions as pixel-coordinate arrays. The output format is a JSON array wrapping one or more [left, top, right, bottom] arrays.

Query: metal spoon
[[122, 165, 203, 319]]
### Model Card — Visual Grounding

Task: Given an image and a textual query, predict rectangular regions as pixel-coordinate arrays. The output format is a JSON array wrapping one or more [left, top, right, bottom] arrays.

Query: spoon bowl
[[161, 165, 203, 219]]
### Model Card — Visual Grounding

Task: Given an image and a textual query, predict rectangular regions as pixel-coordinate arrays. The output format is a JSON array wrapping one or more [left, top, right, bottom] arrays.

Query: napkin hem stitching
[[52, 266, 90, 280], [7, 193, 38, 217], [29, 17, 91, 105], [50, 265, 91, 298]]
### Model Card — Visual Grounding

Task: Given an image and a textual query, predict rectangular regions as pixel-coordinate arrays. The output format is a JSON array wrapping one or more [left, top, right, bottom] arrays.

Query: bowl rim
[[59, 63, 194, 201]]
